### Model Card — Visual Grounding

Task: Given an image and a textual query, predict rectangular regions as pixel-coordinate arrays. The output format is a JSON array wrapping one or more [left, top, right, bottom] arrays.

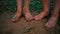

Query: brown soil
[[0, 12, 57, 34]]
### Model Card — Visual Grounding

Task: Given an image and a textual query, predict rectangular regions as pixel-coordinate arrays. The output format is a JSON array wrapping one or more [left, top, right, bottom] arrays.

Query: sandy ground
[[0, 12, 57, 34]]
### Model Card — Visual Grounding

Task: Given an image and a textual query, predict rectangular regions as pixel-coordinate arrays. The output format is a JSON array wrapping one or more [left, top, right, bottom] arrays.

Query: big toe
[[12, 17, 19, 22], [34, 16, 39, 20], [27, 16, 33, 21], [12, 19, 17, 22], [45, 23, 51, 28]]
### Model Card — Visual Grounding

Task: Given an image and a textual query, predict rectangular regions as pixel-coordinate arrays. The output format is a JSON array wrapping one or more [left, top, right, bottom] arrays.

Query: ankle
[[43, 11, 48, 14], [52, 14, 58, 18], [23, 8, 29, 13]]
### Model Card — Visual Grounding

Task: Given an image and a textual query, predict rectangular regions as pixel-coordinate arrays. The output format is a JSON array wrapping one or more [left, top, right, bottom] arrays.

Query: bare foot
[[34, 11, 48, 20], [45, 16, 58, 28], [23, 8, 33, 21], [24, 12, 33, 21], [12, 10, 22, 22]]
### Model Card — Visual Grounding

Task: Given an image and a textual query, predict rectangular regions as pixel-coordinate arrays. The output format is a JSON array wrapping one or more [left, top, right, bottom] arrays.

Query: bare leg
[[45, 0, 60, 28], [34, 0, 49, 20], [12, 0, 22, 22], [23, 0, 33, 21]]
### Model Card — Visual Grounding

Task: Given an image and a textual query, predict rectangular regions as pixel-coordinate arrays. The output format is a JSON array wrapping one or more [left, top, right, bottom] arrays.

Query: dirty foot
[[12, 10, 22, 22], [34, 11, 48, 21], [23, 7, 33, 21], [45, 16, 58, 28], [24, 12, 33, 21]]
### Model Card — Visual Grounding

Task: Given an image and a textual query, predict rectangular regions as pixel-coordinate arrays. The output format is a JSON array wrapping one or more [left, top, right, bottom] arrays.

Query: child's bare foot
[[45, 16, 58, 28], [24, 12, 33, 21], [34, 11, 48, 20], [12, 0, 22, 22], [12, 10, 22, 22], [23, 8, 33, 21]]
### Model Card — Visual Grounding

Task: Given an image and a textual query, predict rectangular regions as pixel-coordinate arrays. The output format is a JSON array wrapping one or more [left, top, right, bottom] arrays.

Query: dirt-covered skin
[[12, 0, 33, 22], [34, 0, 49, 21], [45, 0, 60, 28], [12, 0, 22, 22]]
